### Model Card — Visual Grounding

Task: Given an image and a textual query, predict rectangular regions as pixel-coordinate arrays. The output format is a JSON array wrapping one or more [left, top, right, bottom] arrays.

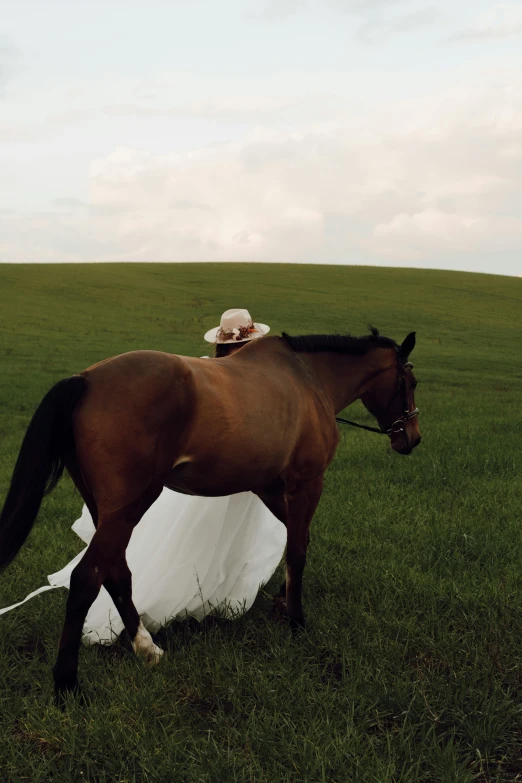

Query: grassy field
[[0, 262, 521, 783]]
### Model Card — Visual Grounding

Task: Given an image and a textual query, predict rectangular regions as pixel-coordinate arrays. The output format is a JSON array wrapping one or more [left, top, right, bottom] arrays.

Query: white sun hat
[[204, 308, 270, 344]]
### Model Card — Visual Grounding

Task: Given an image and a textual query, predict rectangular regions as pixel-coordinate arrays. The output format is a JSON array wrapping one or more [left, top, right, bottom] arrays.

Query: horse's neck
[[303, 350, 390, 414]]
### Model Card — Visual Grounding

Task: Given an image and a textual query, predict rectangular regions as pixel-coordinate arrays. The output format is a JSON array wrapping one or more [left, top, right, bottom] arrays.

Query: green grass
[[0, 262, 521, 782]]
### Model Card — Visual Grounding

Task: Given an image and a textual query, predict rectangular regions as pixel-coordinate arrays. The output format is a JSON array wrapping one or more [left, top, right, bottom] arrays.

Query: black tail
[[0, 375, 87, 570]]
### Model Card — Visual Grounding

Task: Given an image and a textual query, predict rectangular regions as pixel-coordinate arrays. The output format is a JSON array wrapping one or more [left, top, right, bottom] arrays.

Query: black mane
[[281, 327, 398, 355]]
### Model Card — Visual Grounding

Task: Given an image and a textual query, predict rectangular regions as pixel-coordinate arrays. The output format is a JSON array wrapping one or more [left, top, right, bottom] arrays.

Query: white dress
[[49, 490, 286, 645]]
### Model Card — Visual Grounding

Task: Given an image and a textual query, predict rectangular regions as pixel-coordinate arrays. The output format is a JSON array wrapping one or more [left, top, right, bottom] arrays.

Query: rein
[[335, 361, 419, 436], [335, 417, 385, 435]]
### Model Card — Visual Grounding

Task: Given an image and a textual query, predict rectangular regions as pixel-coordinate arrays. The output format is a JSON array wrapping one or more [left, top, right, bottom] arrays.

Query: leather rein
[[335, 361, 419, 436]]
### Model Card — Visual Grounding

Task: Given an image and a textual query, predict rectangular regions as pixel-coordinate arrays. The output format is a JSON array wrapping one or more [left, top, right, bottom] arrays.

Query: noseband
[[336, 360, 419, 436]]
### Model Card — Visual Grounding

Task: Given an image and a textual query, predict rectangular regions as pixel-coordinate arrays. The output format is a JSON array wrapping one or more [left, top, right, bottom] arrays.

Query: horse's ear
[[399, 331, 416, 358]]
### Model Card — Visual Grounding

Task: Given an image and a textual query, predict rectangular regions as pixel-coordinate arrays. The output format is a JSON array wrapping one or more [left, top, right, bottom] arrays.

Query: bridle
[[335, 360, 419, 437]]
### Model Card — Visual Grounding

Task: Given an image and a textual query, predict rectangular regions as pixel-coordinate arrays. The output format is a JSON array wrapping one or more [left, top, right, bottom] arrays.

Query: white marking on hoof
[[132, 621, 164, 664]]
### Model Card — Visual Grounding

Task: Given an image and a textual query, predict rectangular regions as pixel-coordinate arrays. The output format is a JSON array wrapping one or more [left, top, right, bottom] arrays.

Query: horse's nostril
[[414, 436, 421, 447]]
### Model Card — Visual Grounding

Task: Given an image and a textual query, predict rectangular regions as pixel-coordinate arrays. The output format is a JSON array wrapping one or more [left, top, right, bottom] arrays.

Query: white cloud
[[2, 65, 521, 274], [329, 0, 407, 9], [0, 36, 19, 96], [357, 6, 439, 42], [103, 95, 304, 121], [373, 209, 522, 262], [450, 3, 522, 41], [0, 110, 94, 144], [250, 0, 421, 22], [248, 0, 308, 20]]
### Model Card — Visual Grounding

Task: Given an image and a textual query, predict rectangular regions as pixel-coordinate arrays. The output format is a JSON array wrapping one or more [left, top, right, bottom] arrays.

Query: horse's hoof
[[289, 616, 306, 635], [133, 640, 164, 665], [132, 622, 165, 664], [54, 677, 87, 709], [146, 643, 164, 665]]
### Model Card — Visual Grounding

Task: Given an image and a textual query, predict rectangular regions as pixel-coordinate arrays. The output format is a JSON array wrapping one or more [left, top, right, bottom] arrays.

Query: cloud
[[328, 0, 409, 11], [0, 110, 92, 144], [0, 36, 19, 96], [249, 0, 439, 44], [374, 209, 522, 261], [103, 96, 304, 121], [358, 6, 438, 42], [250, 0, 410, 20], [51, 197, 129, 217], [1, 67, 521, 274], [248, 0, 307, 20], [0, 125, 43, 143], [49, 108, 93, 125], [450, 3, 522, 41], [52, 197, 87, 209]]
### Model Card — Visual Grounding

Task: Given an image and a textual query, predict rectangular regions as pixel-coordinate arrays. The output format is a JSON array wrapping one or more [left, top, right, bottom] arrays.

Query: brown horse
[[0, 328, 420, 698]]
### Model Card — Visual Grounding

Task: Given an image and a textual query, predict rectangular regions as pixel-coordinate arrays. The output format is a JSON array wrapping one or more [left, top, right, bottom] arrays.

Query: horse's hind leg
[[52, 528, 111, 697], [53, 518, 132, 699], [65, 458, 158, 657], [103, 555, 163, 663], [53, 487, 161, 699]]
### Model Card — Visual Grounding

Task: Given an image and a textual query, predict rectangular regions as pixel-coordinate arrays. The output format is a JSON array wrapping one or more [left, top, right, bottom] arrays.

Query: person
[[0, 309, 287, 646]]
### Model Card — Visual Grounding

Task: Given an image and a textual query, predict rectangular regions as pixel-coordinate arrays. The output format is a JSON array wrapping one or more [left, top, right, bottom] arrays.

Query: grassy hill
[[0, 263, 521, 782]]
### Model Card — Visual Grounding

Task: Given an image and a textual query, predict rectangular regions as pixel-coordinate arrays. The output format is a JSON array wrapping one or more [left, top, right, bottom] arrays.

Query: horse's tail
[[0, 375, 87, 571]]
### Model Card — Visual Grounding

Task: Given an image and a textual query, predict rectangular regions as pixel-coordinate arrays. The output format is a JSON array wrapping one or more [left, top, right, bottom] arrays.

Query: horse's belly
[[165, 460, 270, 498]]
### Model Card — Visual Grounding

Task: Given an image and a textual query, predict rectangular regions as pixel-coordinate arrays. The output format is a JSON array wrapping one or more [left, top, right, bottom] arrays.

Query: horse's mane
[[281, 327, 398, 355]]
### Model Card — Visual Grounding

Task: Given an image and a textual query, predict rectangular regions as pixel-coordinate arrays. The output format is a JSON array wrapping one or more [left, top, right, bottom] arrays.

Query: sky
[[1, 0, 521, 275]]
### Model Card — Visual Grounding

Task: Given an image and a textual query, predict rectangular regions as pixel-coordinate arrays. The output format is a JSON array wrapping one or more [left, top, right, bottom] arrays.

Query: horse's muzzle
[[392, 434, 421, 455]]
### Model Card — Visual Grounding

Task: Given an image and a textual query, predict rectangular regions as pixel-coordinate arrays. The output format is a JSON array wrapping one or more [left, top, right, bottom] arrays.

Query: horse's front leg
[[274, 529, 311, 600], [256, 488, 289, 598], [282, 475, 324, 630]]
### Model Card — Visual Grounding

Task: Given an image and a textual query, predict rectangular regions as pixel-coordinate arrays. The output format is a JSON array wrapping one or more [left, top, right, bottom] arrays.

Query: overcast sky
[[1, 0, 521, 274]]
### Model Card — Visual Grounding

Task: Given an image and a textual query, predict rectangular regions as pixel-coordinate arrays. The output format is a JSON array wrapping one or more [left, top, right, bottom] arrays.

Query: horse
[[0, 328, 420, 699]]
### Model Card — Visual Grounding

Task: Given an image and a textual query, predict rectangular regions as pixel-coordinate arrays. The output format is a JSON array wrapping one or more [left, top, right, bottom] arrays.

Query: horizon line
[[0, 260, 519, 279]]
